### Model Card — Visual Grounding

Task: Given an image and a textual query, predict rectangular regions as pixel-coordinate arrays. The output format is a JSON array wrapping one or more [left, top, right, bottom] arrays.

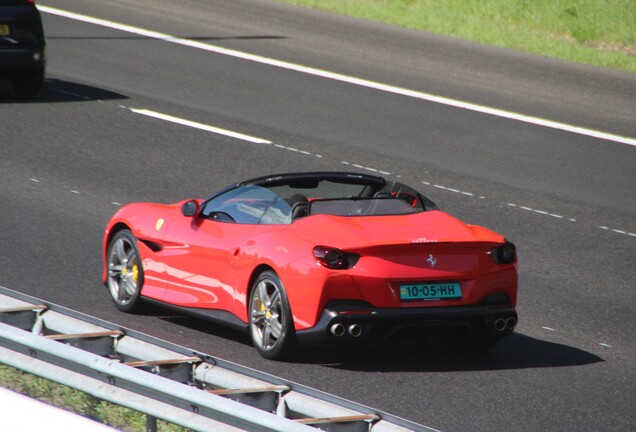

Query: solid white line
[[39, 5, 636, 148], [130, 109, 272, 144]]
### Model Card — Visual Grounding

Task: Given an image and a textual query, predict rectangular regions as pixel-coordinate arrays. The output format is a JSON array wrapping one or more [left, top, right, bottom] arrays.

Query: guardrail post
[[146, 415, 157, 432]]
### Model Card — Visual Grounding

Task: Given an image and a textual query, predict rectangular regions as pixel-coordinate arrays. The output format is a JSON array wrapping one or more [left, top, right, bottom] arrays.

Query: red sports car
[[103, 172, 518, 359]]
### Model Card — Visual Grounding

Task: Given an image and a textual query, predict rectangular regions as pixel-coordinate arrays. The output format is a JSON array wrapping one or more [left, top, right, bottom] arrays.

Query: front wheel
[[249, 271, 297, 360], [106, 229, 145, 313]]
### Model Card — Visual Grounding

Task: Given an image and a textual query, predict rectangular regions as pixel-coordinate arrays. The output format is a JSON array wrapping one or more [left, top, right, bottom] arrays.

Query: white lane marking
[[507, 203, 575, 221], [433, 184, 474, 197], [542, 326, 555, 331], [342, 161, 390, 175], [30, 178, 40, 183], [422, 181, 484, 198], [273, 143, 322, 158], [130, 109, 272, 144], [130, 103, 324, 157], [599, 343, 612, 348], [599, 226, 636, 238], [39, 5, 636, 148]]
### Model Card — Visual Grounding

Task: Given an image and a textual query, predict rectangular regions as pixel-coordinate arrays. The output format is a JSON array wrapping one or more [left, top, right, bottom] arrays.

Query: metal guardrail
[[0, 286, 438, 432]]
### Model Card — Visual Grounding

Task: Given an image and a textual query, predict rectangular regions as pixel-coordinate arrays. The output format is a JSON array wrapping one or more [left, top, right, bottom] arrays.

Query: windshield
[[200, 186, 293, 224]]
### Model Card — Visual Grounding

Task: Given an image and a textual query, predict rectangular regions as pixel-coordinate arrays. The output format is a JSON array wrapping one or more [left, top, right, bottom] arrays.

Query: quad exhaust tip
[[330, 323, 346, 337], [348, 324, 362, 338], [494, 318, 507, 332], [493, 317, 517, 333], [330, 323, 363, 338]]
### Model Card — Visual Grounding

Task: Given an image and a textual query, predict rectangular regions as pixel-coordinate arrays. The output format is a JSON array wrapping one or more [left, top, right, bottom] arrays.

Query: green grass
[[0, 364, 185, 432], [275, 0, 636, 74]]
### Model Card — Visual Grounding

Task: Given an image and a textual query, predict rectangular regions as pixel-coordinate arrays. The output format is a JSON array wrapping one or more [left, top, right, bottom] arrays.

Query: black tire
[[106, 229, 145, 313], [248, 271, 297, 360], [11, 69, 44, 99]]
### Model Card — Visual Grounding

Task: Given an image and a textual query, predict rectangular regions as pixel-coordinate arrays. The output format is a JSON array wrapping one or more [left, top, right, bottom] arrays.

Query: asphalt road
[[1, 1, 635, 431]]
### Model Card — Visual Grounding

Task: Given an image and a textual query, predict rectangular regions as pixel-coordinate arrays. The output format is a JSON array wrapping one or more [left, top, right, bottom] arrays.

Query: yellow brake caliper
[[260, 302, 271, 320], [131, 262, 139, 284]]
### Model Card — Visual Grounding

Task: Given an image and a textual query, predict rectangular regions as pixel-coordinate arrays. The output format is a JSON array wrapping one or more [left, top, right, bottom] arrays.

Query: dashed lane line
[[507, 203, 576, 222], [130, 109, 272, 144], [274, 144, 322, 158], [599, 226, 636, 238], [342, 161, 390, 175], [422, 181, 484, 199]]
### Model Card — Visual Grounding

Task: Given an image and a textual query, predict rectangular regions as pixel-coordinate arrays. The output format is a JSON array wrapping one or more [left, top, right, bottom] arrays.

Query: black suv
[[0, 0, 45, 97]]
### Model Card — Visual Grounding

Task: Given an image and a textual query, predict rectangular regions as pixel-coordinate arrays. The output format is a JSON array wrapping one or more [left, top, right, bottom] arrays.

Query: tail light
[[491, 241, 516, 264], [313, 246, 360, 269]]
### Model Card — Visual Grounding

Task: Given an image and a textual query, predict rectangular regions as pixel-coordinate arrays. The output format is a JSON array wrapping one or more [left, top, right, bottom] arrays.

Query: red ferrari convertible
[[103, 172, 518, 359]]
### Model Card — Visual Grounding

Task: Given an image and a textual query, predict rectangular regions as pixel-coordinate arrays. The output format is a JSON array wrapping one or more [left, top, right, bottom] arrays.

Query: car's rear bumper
[[295, 302, 518, 346], [0, 47, 45, 73]]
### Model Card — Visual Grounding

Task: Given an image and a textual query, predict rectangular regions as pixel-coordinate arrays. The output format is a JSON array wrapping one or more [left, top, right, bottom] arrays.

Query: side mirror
[[180, 199, 200, 217]]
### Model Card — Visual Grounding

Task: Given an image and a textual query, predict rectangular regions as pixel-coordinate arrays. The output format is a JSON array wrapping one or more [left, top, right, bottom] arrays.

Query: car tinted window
[[310, 198, 416, 217], [267, 179, 369, 200], [201, 186, 291, 224]]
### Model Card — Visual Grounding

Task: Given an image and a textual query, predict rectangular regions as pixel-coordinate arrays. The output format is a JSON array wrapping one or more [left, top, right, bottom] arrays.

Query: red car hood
[[291, 210, 504, 247]]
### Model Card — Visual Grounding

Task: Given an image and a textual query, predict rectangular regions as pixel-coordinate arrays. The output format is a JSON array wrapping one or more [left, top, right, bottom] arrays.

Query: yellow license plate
[[0, 24, 10, 37]]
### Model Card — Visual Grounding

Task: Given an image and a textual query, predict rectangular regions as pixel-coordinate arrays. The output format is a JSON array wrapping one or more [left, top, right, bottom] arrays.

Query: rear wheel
[[106, 229, 145, 313], [249, 271, 297, 360]]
